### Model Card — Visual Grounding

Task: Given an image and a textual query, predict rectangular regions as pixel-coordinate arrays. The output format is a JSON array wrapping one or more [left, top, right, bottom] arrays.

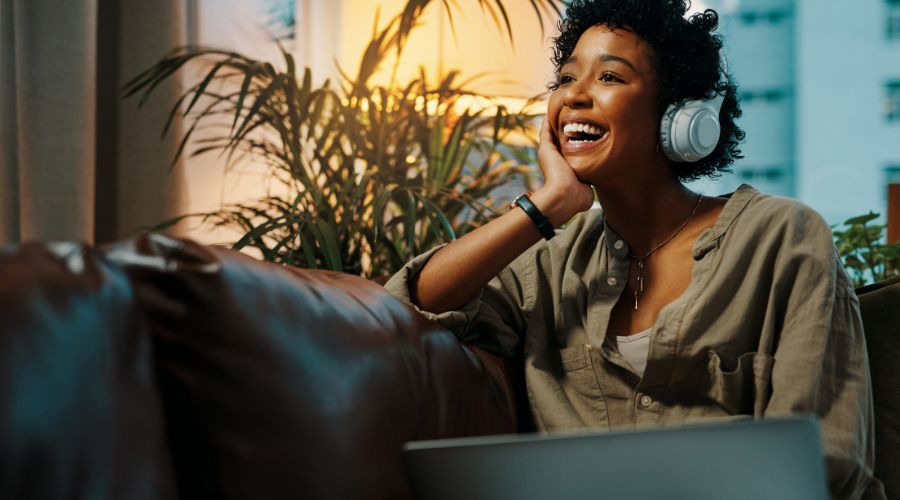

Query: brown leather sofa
[[1, 234, 897, 500], [0, 234, 517, 500]]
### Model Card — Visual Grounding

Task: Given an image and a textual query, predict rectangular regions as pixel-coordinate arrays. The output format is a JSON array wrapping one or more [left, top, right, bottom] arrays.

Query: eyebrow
[[561, 54, 640, 74]]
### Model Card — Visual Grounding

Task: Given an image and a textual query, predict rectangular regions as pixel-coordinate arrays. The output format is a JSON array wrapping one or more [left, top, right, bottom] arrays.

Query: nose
[[562, 80, 591, 109]]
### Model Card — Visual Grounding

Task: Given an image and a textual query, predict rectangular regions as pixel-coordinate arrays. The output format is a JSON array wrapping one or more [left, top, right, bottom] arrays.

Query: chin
[[570, 157, 628, 186], [566, 156, 603, 176]]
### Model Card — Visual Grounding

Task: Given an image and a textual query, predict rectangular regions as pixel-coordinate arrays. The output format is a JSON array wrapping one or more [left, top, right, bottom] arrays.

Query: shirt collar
[[692, 183, 761, 259], [599, 184, 762, 260]]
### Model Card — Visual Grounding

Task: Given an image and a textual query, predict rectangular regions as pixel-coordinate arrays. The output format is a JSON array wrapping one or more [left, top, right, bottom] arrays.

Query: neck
[[594, 175, 698, 256]]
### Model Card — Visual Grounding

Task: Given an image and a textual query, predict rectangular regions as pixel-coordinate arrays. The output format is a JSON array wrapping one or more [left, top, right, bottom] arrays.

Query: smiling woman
[[548, 3, 743, 183], [384, 1, 887, 499], [548, 27, 664, 184]]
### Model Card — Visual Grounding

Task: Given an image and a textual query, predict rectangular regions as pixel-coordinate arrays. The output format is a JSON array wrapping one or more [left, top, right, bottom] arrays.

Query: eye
[[556, 74, 575, 86], [599, 72, 622, 83]]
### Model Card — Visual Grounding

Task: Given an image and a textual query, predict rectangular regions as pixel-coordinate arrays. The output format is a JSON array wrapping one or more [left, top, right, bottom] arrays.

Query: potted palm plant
[[124, 0, 564, 277]]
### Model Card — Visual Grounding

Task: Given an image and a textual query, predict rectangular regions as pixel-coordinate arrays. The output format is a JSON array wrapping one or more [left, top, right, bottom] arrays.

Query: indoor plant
[[124, 0, 564, 277], [832, 212, 900, 288]]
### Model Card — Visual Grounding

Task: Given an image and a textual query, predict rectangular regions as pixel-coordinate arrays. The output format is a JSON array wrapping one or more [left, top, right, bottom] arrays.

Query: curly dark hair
[[549, 0, 744, 181]]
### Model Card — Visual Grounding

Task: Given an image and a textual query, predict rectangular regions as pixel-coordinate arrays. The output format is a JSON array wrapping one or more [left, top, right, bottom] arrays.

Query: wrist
[[512, 192, 555, 240], [530, 186, 585, 227]]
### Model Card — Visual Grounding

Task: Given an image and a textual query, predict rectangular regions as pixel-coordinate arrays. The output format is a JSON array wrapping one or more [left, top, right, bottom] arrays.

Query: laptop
[[402, 416, 828, 500]]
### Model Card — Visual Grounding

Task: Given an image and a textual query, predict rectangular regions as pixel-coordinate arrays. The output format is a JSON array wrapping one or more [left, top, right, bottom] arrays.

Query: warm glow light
[[426, 98, 441, 116], [453, 94, 544, 116], [338, 0, 558, 100]]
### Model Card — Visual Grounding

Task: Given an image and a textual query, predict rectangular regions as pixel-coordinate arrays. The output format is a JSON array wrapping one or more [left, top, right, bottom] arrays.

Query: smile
[[561, 121, 609, 154]]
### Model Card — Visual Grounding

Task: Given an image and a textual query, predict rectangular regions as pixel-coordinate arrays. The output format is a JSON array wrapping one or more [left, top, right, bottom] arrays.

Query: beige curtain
[[0, 0, 188, 245]]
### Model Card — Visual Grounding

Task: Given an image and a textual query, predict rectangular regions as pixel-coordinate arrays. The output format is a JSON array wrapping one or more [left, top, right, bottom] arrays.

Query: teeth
[[562, 122, 605, 138]]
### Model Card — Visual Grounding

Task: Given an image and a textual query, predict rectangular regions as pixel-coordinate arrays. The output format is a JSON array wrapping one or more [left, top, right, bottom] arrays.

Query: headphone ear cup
[[659, 99, 722, 163], [659, 102, 680, 161]]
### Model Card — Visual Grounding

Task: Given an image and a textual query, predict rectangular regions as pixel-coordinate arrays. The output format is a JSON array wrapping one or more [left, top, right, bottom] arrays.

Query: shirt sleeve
[[763, 208, 883, 499], [383, 244, 532, 358]]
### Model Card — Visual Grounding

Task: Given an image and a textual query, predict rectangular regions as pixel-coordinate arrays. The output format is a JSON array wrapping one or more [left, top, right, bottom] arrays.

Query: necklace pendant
[[624, 194, 703, 313], [638, 260, 645, 292], [633, 258, 644, 310]]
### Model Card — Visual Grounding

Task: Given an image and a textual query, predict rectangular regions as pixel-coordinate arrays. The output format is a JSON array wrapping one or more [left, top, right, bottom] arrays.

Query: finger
[[537, 120, 555, 166], [539, 118, 549, 147], [549, 118, 561, 149], [539, 117, 560, 150]]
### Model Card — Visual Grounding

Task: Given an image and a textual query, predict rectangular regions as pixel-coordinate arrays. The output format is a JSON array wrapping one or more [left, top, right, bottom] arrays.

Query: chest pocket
[[703, 350, 775, 416], [522, 327, 608, 430], [559, 343, 591, 371], [557, 343, 606, 405]]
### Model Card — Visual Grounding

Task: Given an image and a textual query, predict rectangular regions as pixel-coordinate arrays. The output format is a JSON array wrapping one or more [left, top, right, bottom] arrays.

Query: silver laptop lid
[[403, 416, 828, 500]]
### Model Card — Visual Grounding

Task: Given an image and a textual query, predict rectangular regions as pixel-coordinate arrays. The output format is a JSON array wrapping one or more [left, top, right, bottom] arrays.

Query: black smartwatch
[[513, 192, 555, 240]]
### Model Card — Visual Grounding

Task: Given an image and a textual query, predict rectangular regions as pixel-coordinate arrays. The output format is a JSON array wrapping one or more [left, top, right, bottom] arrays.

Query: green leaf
[[231, 76, 283, 146], [489, 0, 515, 47], [421, 196, 456, 240], [405, 190, 418, 254], [184, 58, 233, 118], [232, 63, 263, 131], [313, 219, 344, 272], [844, 212, 879, 226]]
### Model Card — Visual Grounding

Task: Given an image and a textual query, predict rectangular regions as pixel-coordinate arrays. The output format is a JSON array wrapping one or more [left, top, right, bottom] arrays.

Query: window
[[738, 168, 785, 182], [737, 9, 792, 25], [740, 88, 788, 104], [889, 0, 900, 39], [886, 165, 900, 184], [886, 81, 900, 122]]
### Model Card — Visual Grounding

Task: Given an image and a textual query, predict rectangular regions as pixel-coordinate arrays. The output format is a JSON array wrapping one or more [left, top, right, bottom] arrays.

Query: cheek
[[607, 95, 660, 142]]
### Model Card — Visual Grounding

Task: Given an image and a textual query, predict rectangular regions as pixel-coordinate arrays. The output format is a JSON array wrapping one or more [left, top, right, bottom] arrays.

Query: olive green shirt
[[385, 184, 884, 499]]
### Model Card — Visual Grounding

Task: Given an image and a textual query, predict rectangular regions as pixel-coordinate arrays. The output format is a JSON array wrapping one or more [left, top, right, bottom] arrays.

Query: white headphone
[[658, 52, 728, 163]]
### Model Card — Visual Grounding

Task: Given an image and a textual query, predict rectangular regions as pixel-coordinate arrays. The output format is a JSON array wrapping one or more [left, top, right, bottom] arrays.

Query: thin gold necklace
[[628, 194, 703, 310]]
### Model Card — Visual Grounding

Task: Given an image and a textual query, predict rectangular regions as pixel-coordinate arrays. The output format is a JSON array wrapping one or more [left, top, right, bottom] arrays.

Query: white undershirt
[[614, 328, 652, 378]]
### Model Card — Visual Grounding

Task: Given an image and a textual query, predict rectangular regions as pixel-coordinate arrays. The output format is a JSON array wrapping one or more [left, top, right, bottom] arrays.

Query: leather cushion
[[107, 234, 515, 500], [0, 242, 175, 500]]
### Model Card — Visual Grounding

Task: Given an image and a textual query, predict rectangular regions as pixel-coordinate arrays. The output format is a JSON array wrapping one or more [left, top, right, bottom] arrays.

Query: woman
[[385, 1, 883, 498]]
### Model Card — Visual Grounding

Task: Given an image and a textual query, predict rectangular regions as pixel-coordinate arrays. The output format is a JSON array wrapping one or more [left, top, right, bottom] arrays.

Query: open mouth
[[562, 122, 608, 145]]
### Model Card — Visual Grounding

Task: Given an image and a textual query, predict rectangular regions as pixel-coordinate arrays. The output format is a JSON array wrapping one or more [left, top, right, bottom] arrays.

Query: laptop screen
[[403, 416, 828, 500]]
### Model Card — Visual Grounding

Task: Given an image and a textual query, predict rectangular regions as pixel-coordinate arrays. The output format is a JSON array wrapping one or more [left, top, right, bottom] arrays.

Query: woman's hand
[[531, 119, 595, 226]]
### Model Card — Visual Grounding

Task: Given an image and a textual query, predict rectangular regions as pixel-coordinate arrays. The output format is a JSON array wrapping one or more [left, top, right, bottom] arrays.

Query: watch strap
[[514, 193, 555, 240]]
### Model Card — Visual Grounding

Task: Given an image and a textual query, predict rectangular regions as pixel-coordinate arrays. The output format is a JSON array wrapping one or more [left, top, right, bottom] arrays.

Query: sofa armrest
[[0, 242, 175, 500]]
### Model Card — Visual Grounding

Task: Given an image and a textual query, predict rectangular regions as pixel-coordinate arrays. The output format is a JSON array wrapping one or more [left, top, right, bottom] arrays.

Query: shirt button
[[607, 277, 618, 286], [613, 240, 624, 250], [639, 395, 653, 408]]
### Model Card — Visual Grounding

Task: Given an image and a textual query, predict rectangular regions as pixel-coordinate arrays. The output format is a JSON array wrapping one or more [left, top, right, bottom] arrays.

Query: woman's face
[[547, 25, 662, 184]]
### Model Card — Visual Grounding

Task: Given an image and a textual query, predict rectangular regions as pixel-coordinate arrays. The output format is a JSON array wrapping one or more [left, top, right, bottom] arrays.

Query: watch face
[[511, 192, 531, 209]]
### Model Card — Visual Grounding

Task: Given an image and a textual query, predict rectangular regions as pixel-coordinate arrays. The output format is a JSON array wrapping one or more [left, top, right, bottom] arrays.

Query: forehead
[[565, 24, 655, 73]]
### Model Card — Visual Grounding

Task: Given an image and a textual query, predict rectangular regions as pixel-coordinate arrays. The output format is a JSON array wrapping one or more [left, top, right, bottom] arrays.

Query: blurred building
[[691, 0, 900, 225]]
